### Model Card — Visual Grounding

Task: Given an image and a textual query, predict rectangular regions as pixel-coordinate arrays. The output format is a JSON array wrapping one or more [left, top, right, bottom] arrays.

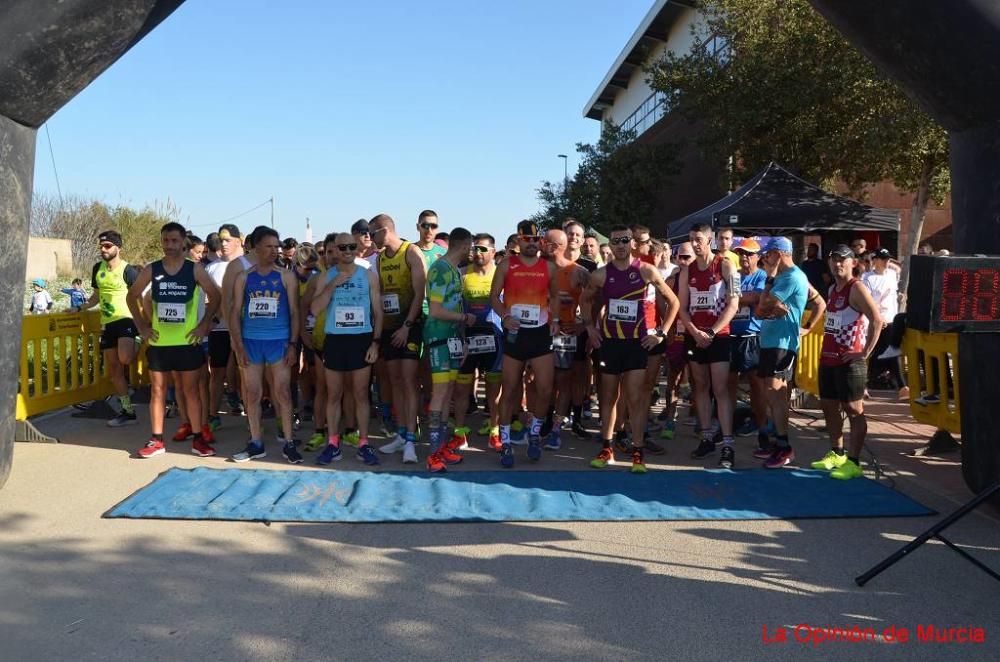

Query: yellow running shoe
[[343, 430, 360, 447], [830, 458, 863, 480], [304, 432, 326, 452], [477, 421, 492, 436], [810, 450, 847, 471]]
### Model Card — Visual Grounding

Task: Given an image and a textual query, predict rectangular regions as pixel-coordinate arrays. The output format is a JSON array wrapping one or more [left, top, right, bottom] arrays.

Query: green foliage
[[532, 121, 680, 234], [645, 0, 949, 202]]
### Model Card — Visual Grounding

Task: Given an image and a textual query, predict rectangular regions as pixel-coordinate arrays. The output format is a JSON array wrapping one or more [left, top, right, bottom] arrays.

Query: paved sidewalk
[[1, 397, 997, 661]]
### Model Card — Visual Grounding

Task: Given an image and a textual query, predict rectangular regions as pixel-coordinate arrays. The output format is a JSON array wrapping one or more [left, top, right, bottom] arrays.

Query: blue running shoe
[[281, 440, 303, 464], [527, 436, 542, 461], [500, 443, 515, 468], [317, 443, 342, 465], [544, 429, 561, 450], [357, 445, 380, 466], [232, 441, 265, 463]]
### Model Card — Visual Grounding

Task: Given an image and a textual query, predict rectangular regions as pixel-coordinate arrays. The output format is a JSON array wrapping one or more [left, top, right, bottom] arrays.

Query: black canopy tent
[[666, 162, 900, 241]]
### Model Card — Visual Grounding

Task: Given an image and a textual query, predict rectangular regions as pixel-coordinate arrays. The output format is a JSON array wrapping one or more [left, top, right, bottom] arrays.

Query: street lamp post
[[557, 154, 568, 189]]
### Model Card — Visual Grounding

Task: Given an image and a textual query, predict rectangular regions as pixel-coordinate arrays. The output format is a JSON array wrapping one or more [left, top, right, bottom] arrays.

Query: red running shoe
[[172, 423, 193, 442], [426, 451, 447, 473], [200, 425, 216, 444], [488, 434, 503, 452], [138, 438, 166, 458], [437, 445, 463, 465], [447, 433, 469, 451], [191, 438, 216, 457], [763, 446, 795, 469]]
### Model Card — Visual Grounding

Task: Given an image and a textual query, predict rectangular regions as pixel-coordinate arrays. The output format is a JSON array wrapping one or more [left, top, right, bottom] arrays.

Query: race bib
[[447, 337, 465, 360], [381, 293, 400, 315], [468, 334, 497, 354], [335, 306, 365, 328], [553, 334, 578, 351], [690, 289, 714, 312], [157, 301, 185, 324], [249, 296, 278, 319], [304, 313, 316, 331], [607, 298, 638, 323], [734, 306, 751, 321], [824, 311, 840, 333], [511, 303, 541, 328]]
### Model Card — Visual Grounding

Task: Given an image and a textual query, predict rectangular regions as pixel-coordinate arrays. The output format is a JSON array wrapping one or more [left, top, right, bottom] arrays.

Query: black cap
[[98, 230, 123, 248], [351, 219, 370, 235], [828, 244, 854, 259], [516, 219, 540, 237], [873, 247, 892, 259], [217, 223, 241, 240]]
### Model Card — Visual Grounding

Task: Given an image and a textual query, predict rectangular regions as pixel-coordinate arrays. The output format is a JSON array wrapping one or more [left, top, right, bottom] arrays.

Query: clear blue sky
[[34, 0, 653, 243]]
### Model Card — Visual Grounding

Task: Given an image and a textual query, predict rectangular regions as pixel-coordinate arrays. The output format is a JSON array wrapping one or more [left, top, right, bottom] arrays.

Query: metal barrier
[[902, 329, 960, 434], [16, 311, 148, 431]]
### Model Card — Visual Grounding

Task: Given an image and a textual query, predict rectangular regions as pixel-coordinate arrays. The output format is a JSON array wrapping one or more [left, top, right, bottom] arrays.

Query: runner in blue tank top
[[311, 232, 384, 465], [230, 227, 302, 465]]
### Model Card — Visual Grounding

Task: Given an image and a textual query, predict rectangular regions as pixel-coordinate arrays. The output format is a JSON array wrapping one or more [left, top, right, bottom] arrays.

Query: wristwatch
[[655, 329, 666, 338], [706, 329, 717, 338], [403, 319, 413, 328]]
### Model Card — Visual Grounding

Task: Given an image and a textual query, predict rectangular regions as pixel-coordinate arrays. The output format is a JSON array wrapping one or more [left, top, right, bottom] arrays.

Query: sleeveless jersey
[[555, 263, 584, 326], [503, 255, 550, 328], [242, 268, 291, 341], [150, 260, 199, 347], [378, 240, 415, 331], [94, 260, 134, 325], [601, 259, 647, 339], [323, 265, 372, 335], [821, 280, 868, 366], [687, 254, 731, 336], [463, 265, 499, 332]]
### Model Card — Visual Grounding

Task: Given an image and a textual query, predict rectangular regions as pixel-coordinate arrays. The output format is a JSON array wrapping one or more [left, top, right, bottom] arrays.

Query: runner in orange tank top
[[490, 220, 560, 468]]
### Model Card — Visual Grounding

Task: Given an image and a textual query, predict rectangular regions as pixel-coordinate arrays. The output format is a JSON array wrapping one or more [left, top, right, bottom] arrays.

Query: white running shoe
[[402, 441, 418, 464], [379, 434, 407, 454]]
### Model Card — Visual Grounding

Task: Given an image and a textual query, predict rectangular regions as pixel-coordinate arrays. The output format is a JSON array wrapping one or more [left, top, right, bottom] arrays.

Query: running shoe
[[165, 401, 178, 419], [171, 423, 194, 442], [233, 441, 266, 463], [229, 402, 244, 417], [659, 421, 676, 440], [449, 430, 469, 450], [138, 438, 166, 458], [107, 410, 137, 428], [644, 439, 666, 455], [208, 415, 222, 432], [613, 433, 632, 455], [191, 438, 216, 457], [690, 439, 716, 459], [571, 420, 590, 439], [830, 458, 863, 480], [292, 413, 301, 432], [282, 440, 303, 464], [544, 429, 561, 451], [735, 420, 758, 437], [381, 418, 397, 438], [343, 430, 360, 447], [500, 443, 515, 468], [402, 441, 418, 464], [763, 447, 795, 469], [509, 421, 527, 446], [914, 393, 941, 406], [488, 433, 503, 452], [477, 421, 493, 436], [752, 444, 775, 460], [201, 425, 216, 445], [527, 436, 542, 461], [357, 445, 380, 466], [379, 434, 407, 454], [719, 445, 735, 469], [631, 449, 647, 474], [427, 451, 447, 473], [317, 443, 342, 465], [810, 450, 847, 471], [304, 432, 327, 452], [437, 445, 463, 465], [590, 447, 615, 469]]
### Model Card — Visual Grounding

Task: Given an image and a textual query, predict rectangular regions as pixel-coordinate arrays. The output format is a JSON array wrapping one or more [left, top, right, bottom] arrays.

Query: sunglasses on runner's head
[[337, 243, 357, 252], [610, 236, 633, 245], [472, 245, 492, 253], [420, 223, 438, 231]]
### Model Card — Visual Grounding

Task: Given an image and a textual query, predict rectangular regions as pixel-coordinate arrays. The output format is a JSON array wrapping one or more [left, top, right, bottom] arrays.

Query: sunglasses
[[472, 245, 492, 253], [369, 226, 388, 236], [519, 236, 542, 243], [99, 243, 115, 249], [355, 231, 370, 238], [636, 237, 651, 245], [677, 254, 694, 260], [337, 243, 357, 252], [610, 236, 633, 246], [420, 223, 439, 231]]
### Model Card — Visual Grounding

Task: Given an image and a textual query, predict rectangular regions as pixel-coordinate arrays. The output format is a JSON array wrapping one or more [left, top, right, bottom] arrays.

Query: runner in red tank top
[[813, 245, 883, 480], [676, 223, 741, 468], [490, 220, 560, 468], [581, 225, 679, 474]]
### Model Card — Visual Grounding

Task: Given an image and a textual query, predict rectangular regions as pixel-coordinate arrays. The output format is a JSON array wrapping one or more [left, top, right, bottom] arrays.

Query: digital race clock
[[906, 255, 1000, 333]]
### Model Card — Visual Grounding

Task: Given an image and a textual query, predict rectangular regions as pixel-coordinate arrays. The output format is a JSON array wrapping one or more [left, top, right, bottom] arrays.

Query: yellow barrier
[[16, 311, 149, 420], [794, 310, 824, 399], [902, 329, 960, 434]]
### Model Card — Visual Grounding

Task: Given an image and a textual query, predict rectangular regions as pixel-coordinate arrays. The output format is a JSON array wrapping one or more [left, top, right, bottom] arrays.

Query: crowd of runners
[[78, 212, 899, 479]]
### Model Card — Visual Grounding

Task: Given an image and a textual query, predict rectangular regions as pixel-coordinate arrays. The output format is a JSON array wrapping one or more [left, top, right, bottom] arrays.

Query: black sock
[[152, 433, 163, 441], [848, 455, 860, 465], [833, 447, 845, 455], [602, 439, 612, 449], [776, 434, 790, 449], [572, 405, 582, 422], [758, 430, 770, 446]]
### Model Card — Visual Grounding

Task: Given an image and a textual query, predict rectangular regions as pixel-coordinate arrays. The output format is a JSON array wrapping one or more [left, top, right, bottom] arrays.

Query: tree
[[646, 0, 949, 297], [532, 121, 680, 235]]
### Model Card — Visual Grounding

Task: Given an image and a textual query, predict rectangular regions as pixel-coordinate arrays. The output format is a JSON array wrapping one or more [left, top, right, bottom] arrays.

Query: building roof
[[583, 0, 696, 120]]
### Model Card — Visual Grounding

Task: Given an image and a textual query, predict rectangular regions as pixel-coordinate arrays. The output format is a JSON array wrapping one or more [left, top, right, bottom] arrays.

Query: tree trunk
[[898, 158, 934, 311]]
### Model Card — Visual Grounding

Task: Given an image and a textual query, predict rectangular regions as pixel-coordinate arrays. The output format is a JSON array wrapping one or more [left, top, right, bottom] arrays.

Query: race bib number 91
[[381, 293, 400, 315]]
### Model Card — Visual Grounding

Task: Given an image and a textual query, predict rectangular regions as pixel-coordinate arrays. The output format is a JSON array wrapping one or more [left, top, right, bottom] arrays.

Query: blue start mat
[[104, 467, 934, 523]]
